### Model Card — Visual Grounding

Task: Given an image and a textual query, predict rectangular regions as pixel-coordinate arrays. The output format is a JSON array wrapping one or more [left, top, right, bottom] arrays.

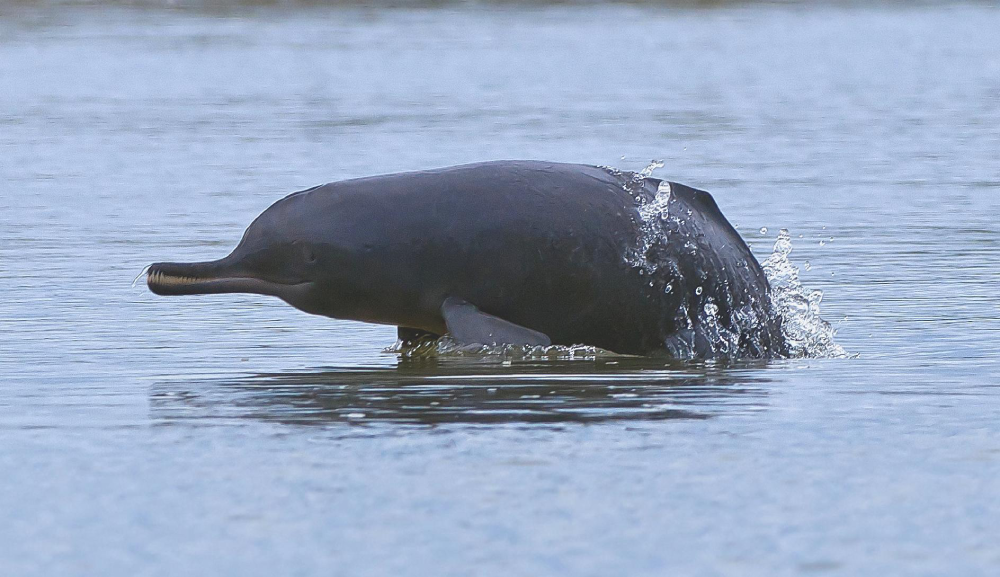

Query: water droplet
[[664, 283, 673, 294], [695, 286, 703, 295], [772, 229, 793, 257], [804, 261, 812, 271], [759, 227, 768, 235], [638, 159, 664, 178], [819, 240, 826, 246]]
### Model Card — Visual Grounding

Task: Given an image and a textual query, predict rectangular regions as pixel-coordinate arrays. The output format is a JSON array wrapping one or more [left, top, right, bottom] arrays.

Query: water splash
[[626, 180, 675, 274], [386, 337, 609, 361], [599, 159, 664, 189], [621, 174, 847, 359], [599, 161, 674, 275], [637, 159, 664, 179], [762, 229, 849, 359]]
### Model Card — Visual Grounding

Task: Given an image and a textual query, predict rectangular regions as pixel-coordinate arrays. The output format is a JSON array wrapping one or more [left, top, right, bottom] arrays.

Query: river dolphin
[[147, 161, 786, 358]]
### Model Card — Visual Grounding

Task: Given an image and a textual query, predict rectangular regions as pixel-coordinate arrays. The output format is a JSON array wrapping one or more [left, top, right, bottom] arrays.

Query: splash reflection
[[150, 358, 774, 427]]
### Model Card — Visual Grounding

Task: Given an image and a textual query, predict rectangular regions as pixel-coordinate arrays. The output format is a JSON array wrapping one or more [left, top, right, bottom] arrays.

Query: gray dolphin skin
[[147, 161, 786, 358]]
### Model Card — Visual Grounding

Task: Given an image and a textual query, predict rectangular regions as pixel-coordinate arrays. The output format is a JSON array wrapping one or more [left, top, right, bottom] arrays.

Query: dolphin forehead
[[235, 186, 337, 248]]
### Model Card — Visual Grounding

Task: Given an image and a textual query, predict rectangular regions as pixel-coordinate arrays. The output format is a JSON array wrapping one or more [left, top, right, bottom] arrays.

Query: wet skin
[[147, 161, 785, 357]]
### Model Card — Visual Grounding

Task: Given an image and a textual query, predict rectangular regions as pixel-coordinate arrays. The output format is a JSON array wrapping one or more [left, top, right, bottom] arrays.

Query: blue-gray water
[[2, 3, 1000, 575]]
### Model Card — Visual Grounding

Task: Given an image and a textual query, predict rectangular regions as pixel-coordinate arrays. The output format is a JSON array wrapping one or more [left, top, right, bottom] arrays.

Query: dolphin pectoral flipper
[[441, 297, 552, 347]]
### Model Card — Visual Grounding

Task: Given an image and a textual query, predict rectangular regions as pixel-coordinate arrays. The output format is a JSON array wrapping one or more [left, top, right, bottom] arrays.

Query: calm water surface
[[2, 3, 1000, 575]]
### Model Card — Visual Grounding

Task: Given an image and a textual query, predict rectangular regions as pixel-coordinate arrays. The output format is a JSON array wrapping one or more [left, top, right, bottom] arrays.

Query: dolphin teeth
[[148, 271, 205, 287]]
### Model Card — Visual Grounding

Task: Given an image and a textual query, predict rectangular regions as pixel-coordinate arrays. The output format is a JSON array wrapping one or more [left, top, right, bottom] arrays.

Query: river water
[[2, 2, 999, 575]]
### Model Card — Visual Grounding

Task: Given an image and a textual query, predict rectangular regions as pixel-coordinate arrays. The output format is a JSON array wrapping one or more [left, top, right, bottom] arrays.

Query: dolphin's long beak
[[146, 257, 297, 297]]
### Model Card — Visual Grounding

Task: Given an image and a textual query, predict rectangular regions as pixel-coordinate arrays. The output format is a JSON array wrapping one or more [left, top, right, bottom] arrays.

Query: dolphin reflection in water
[[150, 358, 773, 426]]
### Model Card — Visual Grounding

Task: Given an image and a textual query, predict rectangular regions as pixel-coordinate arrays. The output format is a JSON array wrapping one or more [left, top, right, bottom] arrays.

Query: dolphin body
[[147, 161, 786, 358]]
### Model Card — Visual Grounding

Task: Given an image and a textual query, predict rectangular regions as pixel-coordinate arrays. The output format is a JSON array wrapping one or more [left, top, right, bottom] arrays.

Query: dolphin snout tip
[[145, 263, 169, 295], [145, 262, 203, 296]]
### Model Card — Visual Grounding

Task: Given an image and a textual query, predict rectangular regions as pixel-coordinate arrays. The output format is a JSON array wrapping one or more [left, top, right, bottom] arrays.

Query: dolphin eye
[[293, 241, 317, 264]]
